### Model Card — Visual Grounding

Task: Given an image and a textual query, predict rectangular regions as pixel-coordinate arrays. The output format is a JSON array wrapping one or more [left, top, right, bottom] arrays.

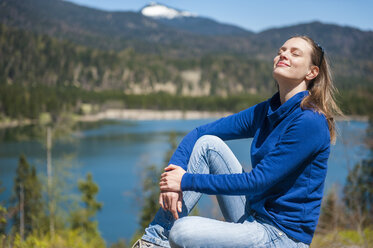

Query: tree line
[[0, 84, 372, 126], [0, 23, 372, 124], [0, 154, 106, 247]]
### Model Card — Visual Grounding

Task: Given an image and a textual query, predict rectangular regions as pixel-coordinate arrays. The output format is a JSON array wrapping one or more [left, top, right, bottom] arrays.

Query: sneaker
[[132, 239, 163, 248]]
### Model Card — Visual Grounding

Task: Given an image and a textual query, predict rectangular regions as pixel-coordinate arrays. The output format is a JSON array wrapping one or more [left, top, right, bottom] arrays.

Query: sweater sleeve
[[169, 101, 267, 171], [181, 111, 330, 195]]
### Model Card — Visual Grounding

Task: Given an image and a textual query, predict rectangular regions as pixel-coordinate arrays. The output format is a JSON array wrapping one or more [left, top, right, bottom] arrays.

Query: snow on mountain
[[141, 2, 197, 19]]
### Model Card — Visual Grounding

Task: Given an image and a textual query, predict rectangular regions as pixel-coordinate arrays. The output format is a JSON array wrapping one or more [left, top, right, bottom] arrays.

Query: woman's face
[[273, 37, 315, 84]]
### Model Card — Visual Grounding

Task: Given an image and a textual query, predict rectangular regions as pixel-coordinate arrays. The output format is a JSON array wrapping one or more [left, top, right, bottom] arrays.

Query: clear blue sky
[[65, 0, 373, 32]]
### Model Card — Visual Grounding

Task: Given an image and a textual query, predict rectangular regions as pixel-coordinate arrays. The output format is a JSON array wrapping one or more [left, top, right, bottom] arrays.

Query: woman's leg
[[184, 135, 249, 222], [141, 135, 249, 247], [169, 215, 310, 248], [169, 216, 263, 248]]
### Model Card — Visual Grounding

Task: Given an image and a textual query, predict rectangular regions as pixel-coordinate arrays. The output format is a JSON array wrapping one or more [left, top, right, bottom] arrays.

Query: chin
[[272, 70, 287, 81], [273, 72, 298, 86]]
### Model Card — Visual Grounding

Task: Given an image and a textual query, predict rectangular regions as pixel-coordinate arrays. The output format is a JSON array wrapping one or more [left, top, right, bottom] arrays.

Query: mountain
[[256, 21, 373, 61], [1, 0, 372, 62], [2, 0, 372, 60], [0, 0, 260, 57], [0, 0, 187, 52], [140, 2, 252, 36]]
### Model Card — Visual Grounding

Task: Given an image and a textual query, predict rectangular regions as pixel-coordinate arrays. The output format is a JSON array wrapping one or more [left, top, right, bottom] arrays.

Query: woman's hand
[[159, 191, 183, 219], [159, 164, 186, 219], [159, 164, 186, 192]]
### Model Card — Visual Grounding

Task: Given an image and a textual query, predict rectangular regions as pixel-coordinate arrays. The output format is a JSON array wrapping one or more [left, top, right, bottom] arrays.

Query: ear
[[306, 65, 319, 81]]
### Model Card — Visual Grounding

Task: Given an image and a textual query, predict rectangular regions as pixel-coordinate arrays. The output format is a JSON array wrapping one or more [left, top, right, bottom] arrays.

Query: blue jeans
[[142, 135, 309, 248]]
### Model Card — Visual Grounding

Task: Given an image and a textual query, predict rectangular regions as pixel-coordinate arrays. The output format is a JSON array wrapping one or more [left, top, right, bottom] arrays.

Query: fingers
[[163, 194, 170, 210], [164, 164, 178, 171], [160, 172, 168, 182], [177, 191, 183, 213], [159, 179, 177, 192], [159, 180, 168, 191], [161, 169, 178, 180], [161, 171, 169, 179], [159, 193, 165, 210], [177, 192, 183, 213], [170, 195, 179, 220], [160, 192, 183, 219], [177, 198, 182, 213], [160, 174, 167, 181]]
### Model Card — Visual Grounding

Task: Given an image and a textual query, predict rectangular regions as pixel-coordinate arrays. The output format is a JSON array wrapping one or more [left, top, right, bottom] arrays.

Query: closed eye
[[277, 48, 285, 55]]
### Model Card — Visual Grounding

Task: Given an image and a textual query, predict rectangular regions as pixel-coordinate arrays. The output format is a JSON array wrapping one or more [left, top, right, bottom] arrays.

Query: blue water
[[0, 119, 370, 244]]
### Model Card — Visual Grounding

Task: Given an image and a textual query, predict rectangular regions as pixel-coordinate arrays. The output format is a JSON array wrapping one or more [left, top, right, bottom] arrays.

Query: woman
[[133, 35, 342, 248]]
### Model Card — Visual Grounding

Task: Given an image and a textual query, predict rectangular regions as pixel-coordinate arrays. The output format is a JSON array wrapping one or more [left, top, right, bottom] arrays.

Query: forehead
[[280, 37, 313, 53]]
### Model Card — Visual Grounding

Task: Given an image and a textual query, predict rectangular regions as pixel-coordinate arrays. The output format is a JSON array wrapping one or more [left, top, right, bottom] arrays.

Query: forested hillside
[[0, 24, 275, 94], [0, 0, 372, 122]]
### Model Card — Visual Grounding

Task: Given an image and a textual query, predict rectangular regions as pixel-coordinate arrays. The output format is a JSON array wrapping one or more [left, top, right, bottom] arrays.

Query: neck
[[278, 80, 307, 105]]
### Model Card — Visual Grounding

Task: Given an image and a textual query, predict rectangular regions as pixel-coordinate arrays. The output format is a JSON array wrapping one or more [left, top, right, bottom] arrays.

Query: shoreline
[[335, 115, 369, 122], [77, 109, 233, 122], [0, 109, 369, 128], [79, 109, 369, 122]]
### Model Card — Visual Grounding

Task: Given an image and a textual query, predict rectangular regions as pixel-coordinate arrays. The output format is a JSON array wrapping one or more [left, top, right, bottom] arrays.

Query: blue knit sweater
[[169, 91, 330, 244]]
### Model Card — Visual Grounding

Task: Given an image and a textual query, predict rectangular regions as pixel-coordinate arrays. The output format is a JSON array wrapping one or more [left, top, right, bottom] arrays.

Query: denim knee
[[169, 218, 182, 248], [195, 135, 223, 148], [169, 217, 194, 248]]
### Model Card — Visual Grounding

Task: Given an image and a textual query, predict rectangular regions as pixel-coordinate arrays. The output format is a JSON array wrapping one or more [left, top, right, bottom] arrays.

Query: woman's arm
[[162, 111, 330, 196], [169, 101, 267, 171], [159, 101, 267, 217]]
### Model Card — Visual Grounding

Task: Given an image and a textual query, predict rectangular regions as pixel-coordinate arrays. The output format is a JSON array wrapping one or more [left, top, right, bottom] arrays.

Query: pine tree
[[343, 159, 373, 230], [0, 181, 7, 235], [318, 186, 344, 233], [12, 154, 43, 237], [343, 117, 373, 236], [71, 173, 102, 237]]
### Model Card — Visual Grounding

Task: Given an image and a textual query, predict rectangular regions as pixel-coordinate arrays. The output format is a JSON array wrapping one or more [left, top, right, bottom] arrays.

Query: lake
[[0, 119, 370, 245]]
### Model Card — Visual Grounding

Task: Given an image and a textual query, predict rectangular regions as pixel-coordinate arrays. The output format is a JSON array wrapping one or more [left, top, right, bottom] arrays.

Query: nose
[[279, 52, 288, 60]]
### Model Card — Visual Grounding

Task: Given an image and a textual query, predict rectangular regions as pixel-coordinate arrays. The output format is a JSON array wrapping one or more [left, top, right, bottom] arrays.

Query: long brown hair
[[295, 35, 343, 144]]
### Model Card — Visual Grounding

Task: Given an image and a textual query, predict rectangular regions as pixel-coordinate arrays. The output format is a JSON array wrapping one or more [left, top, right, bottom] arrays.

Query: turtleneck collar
[[267, 91, 309, 127]]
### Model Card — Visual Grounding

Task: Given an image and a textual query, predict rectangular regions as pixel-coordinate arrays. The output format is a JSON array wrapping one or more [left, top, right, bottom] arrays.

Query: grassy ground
[[311, 228, 373, 248]]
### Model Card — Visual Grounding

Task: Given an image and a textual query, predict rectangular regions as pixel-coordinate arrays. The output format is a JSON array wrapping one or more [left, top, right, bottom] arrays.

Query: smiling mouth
[[276, 61, 290, 67]]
